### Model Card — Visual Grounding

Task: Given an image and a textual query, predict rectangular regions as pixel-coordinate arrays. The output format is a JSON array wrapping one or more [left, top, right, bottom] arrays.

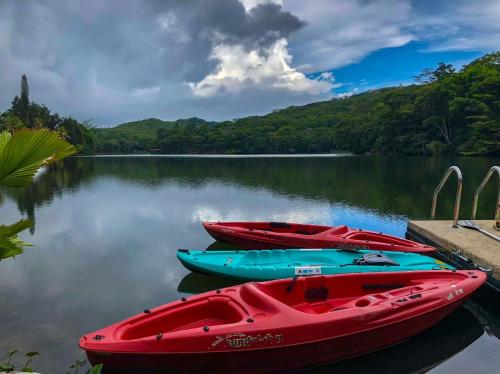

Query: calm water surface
[[0, 155, 499, 373]]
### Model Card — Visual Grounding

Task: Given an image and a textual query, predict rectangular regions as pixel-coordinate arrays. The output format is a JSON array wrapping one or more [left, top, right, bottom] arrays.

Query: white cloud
[[282, 0, 500, 74], [283, 0, 414, 72], [412, 0, 500, 52], [189, 38, 332, 97], [313, 71, 342, 88], [240, 0, 283, 12], [130, 86, 161, 98]]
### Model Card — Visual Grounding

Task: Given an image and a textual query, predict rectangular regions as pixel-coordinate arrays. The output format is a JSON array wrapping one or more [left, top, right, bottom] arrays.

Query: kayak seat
[[345, 232, 413, 246], [294, 296, 363, 314], [294, 301, 333, 314], [295, 230, 313, 235], [305, 287, 329, 302], [269, 222, 292, 229], [321, 225, 349, 235]]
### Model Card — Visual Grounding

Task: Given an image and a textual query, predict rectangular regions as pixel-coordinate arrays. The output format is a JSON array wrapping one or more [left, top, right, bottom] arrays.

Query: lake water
[[1, 155, 499, 373]]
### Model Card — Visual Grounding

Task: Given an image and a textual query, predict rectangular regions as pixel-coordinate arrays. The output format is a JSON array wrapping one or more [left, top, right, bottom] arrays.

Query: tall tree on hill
[[11, 74, 31, 126], [21, 74, 29, 101]]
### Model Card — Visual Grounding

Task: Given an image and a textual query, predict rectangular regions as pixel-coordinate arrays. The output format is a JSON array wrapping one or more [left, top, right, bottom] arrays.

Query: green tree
[[0, 112, 24, 132]]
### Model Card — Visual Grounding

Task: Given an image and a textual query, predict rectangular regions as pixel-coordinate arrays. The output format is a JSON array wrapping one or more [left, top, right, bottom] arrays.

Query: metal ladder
[[431, 165, 500, 227], [471, 166, 500, 222], [431, 166, 463, 228]]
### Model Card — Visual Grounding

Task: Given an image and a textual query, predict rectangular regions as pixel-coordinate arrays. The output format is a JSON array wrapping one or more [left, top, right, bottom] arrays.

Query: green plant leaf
[[0, 219, 33, 260], [0, 219, 32, 237], [6, 349, 18, 357], [0, 362, 14, 371], [88, 364, 103, 374], [21, 368, 33, 373], [24, 352, 40, 358], [70, 358, 87, 369], [0, 129, 76, 188]]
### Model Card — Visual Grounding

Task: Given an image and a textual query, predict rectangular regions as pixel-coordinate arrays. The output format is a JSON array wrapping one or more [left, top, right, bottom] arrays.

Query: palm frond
[[0, 219, 33, 260], [0, 129, 76, 187], [0, 219, 32, 236]]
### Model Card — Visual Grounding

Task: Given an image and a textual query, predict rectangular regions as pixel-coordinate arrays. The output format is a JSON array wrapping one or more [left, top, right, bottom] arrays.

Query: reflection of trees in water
[[2, 158, 91, 233], [72, 156, 500, 218], [3, 156, 499, 233]]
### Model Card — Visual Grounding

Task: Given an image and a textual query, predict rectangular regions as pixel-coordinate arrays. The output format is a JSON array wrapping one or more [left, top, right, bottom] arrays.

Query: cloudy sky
[[0, 0, 499, 126]]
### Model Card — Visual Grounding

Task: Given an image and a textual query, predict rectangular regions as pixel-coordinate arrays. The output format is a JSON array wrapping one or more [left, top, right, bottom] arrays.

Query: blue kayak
[[177, 249, 453, 281]]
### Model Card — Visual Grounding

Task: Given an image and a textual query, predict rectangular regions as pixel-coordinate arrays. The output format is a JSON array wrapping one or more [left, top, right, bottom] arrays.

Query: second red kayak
[[203, 221, 435, 254]]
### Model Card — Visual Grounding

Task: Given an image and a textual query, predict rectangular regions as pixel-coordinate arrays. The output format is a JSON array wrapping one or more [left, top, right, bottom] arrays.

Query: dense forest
[[95, 51, 500, 156], [0, 75, 95, 153]]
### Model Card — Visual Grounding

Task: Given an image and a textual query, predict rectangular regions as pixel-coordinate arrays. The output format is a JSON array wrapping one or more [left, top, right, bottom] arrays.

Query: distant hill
[[94, 51, 500, 156], [95, 117, 213, 153]]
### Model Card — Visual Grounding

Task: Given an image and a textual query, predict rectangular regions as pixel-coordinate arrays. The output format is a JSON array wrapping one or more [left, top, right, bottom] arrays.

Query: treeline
[[0, 75, 95, 153], [95, 52, 500, 155]]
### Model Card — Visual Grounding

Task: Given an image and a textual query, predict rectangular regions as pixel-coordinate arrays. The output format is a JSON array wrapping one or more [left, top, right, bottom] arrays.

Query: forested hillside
[[97, 51, 499, 156]]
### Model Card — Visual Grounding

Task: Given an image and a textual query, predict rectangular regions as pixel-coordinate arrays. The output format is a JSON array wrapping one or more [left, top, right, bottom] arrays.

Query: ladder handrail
[[471, 166, 500, 221], [431, 166, 463, 228]]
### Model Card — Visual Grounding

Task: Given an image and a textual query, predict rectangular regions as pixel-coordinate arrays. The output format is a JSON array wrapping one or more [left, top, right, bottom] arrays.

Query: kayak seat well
[[293, 226, 330, 235], [264, 222, 332, 235], [118, 298, 245, 340], [254, 274, 444, 315], [321, 225, 349, 236], [345, 232, 413, 246]]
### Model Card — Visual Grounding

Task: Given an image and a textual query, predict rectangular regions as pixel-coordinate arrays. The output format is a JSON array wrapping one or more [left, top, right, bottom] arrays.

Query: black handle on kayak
[[286, 276, 298, 293]]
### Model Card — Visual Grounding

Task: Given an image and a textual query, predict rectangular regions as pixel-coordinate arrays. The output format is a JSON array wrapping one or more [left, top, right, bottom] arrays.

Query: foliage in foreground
[[0, 129, 76, 260], [0, 350, 102, 374], [95, 51, 500, 156], [0, 350, 40, 373]]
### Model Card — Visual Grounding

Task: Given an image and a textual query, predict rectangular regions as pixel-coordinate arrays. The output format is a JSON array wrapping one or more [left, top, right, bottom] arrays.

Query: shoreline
[[75, 153, 354, 158]]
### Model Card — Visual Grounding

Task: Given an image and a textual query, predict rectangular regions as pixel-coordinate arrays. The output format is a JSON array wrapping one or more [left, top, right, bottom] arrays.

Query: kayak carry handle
[[286, 276, 298, 293]]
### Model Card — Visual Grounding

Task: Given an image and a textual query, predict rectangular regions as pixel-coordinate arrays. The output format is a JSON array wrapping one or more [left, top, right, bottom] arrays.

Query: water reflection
[[0, 155, 499, 372], [465, 287, 500, 340], [177, 272, 241, 294], [2, 155, 499, 235]]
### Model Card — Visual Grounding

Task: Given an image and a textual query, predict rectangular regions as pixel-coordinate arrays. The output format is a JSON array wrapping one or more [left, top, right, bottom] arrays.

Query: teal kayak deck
[[177, 249, 453, 281]]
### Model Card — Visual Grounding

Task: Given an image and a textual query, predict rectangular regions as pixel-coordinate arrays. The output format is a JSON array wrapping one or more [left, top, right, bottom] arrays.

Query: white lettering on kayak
[[210, 333, 284, 350]]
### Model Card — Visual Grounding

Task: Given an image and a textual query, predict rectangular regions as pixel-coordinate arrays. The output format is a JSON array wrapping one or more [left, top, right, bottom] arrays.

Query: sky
[[0, 0, 498, 126]]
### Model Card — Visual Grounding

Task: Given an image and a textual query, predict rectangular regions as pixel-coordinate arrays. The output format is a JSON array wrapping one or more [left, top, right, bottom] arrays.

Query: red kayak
[[80, 270, 485, 372], [202, 221, 435, 254]]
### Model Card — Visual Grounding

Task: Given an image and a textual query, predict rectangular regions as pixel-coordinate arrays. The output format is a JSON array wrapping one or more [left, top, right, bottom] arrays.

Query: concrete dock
[[407, 220, 500, 290]]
